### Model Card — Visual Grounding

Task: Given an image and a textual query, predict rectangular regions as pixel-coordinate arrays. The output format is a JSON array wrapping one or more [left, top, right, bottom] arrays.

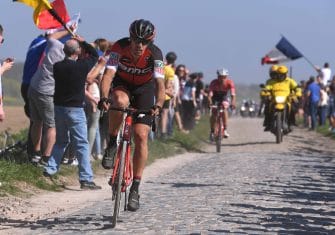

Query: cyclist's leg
[[102, 83, 130, 169], [222, 100, 230, 137], [127, 80, 155, 211], [128, 123, 150, 211], [108, 89, 129, 136], [133, 124, 151, 178]]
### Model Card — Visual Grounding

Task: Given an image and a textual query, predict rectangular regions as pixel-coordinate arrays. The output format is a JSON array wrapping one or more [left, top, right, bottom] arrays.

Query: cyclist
[[208, 68, 236, 141], [264, 65, 302, 132], [99, 19, 165, 211]]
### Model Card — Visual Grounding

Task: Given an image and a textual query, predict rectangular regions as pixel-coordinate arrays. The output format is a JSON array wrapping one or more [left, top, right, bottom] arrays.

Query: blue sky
[[0, 0, 334, 84]]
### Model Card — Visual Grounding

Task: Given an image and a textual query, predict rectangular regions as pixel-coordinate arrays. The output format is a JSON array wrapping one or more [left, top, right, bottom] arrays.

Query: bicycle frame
[[211, 104, 225, 152], [110, 112, 133, 194], [107, 106, 153, 228], [211, 105, 225, 136]]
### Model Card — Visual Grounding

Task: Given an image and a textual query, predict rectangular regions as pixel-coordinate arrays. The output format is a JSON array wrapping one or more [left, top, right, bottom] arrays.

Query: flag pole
[[303, 55, 318, 72], [48, 8, 75, 37]]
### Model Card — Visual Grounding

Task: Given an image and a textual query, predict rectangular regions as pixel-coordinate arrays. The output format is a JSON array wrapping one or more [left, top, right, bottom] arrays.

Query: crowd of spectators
[[298, 62, 335, 133]]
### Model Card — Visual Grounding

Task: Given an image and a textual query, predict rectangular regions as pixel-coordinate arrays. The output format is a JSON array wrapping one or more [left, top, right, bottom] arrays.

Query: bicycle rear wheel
[[111, 141, 127, 228]]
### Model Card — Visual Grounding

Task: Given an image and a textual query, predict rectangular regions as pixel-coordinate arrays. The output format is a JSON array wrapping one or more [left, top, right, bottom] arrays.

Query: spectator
[[44, 36, 101, 190], [181, 73, 197, 130], [307, 76, 320, 130], [328, 80, 335, 133], [28, 27, 73, 165], [195, 72, 204, 121], [85, 52, 107, 160], [202, 84, 210, 115], [316, 62, 331, 87], [161, 51, 177, 139], [21, 34, 48, 156], [0, 24, 14, 122], [318, 84, 328, 126], [173, 64, 189, 133]]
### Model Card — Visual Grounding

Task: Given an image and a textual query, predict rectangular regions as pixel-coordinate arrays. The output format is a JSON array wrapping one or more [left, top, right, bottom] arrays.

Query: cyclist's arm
[[101, 68, 115, 99], [208, 91, 213, 105], [230, 81, 237, 108], [100, 49, 119, 99]]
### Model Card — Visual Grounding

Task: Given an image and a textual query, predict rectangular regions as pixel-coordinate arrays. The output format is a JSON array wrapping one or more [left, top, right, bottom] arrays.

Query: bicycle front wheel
[[216, 115, 223, 153], [112, 140, 127, 228]]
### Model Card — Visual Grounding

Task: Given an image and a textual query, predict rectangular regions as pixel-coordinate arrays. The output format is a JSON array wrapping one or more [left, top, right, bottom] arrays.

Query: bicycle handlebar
[[109, 106, 153, 115]]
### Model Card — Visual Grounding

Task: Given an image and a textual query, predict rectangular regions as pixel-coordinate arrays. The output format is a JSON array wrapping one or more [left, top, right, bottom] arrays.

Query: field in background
[[0, 106, 29, 134]]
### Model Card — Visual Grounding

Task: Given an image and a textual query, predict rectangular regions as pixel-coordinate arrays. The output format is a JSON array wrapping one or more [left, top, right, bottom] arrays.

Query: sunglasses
[[131, 37, 150, 45], [0, 38, 4, 44]]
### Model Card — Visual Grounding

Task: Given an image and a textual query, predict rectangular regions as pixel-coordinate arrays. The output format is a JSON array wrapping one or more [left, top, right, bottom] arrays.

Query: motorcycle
[[240, 100, 257, 117], [248, 100, 257, 117], [240, 100, 249, 117], [267, 84, 293, 144]]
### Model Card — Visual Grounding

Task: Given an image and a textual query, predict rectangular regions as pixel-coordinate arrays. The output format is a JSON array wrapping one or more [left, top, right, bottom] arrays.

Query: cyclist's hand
[[98, 98, 109, 111], [151, 105, 162, 116]]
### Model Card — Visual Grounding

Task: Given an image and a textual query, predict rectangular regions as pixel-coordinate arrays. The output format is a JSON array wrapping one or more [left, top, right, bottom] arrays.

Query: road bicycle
[[0, 130, 27, 163], [107, 106, 155, 228], [210, 103, 225, 153]]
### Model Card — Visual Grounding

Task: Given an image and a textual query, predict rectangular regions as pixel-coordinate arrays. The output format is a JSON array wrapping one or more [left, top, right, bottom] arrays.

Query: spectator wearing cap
[[181, 73, 198, 130]]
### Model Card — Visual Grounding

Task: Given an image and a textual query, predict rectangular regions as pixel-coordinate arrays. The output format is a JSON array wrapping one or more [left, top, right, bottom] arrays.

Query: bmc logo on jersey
[[119, 63, 152, 75]]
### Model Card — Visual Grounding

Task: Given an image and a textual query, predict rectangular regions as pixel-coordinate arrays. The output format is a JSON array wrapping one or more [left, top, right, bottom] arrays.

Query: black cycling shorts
[[112, 77, 155, 126]]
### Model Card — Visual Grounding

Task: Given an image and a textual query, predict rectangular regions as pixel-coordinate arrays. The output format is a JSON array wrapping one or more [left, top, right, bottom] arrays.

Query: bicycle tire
[[216, 114, 223, 153], [111, 140, 127, 228], [275, 112, 283, 144]]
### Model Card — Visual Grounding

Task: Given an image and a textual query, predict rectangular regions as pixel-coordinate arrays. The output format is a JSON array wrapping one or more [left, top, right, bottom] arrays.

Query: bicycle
[[0, 130, 28, 163], [210, 103, 225, 153], [106, 105, 155, 228]]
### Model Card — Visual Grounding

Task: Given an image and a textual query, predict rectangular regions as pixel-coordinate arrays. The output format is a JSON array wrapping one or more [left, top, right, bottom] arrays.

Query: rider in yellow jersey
[[264, 65, 302, 132], [261, 65, 278, 131]]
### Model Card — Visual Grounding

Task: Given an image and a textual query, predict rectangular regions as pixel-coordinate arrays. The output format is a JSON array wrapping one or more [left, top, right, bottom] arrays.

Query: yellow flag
[[14, 0, 52, 26]]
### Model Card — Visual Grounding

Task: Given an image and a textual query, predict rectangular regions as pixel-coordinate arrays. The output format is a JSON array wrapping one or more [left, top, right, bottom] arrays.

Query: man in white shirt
[[316, 62, 331, 87]]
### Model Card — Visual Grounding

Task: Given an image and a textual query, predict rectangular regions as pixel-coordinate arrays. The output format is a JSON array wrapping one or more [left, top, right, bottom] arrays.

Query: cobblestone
[[2, 118, 335, 234]]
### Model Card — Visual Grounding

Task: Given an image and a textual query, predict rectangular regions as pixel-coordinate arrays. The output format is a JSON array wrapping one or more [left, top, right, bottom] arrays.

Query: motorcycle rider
[[263, 65, 302, 132], [261, 65, 279, 131]]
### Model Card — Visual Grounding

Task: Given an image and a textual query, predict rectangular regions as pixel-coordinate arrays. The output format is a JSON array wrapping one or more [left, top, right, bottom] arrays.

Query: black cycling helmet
[[129, 19, 156, 41], [165, 51, 177, 64]]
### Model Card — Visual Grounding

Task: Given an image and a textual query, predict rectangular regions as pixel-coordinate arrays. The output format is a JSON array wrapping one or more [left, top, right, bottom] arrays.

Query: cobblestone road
[[2, 118, 335, 234]]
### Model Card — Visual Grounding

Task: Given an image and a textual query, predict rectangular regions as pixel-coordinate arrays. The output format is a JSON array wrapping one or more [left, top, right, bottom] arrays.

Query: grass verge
[[0, 116, 210, 197]]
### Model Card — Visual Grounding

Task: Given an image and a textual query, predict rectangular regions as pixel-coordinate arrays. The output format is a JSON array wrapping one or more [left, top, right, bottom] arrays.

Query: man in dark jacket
[[44, 36, 101, 190]]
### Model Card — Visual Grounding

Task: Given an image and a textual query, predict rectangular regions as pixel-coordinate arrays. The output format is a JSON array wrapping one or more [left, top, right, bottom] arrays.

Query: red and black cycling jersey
[[105, 37, 164, 86]]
